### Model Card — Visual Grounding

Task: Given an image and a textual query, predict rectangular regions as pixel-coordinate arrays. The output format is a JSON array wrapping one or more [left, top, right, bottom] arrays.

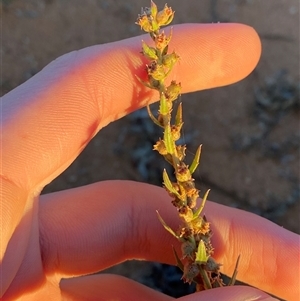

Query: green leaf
[[162, 169, 180, 197], [142, 41, 158, 60], [172, 245, 184, 272], [189, 145, 202, 175], [150, 0, 158, 17], [175, 102, 183, 127], [193, 189, 210, 220], [159, 92, 170, 115], [151, 20, 160, 32], [156, 210, 179, 240], [146, 105, 163, 128], [228, 255, 240, 286], [195, 240, 209, 264], [164, 124, 175, 154], [162, 44, 168, 56]]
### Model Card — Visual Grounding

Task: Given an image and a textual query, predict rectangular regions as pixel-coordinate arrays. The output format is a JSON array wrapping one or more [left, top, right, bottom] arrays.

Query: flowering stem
[[136, 1, 239, 292]]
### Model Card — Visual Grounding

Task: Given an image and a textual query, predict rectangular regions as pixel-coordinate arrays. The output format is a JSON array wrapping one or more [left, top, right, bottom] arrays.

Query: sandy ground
[[2, 0, 299, 296]]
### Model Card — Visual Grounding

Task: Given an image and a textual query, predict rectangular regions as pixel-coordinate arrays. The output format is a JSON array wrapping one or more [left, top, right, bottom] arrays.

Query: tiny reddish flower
[[148, 63, 166, 80], [176, 162, 192, 182], [136, 14, 153, 32], [154, 31, 172, 50], [156, 4, 174, 27]]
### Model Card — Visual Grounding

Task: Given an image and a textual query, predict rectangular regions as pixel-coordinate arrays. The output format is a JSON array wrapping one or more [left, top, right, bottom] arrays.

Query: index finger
[[2, 23, 261, 191]]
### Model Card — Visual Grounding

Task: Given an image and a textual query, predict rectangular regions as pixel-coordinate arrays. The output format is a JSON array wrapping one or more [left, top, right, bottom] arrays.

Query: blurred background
[[2, 0, 299, 298]]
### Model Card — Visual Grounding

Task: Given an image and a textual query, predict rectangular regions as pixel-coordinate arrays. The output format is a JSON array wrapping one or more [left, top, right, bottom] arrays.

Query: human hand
[[1, 23, 299, 301]]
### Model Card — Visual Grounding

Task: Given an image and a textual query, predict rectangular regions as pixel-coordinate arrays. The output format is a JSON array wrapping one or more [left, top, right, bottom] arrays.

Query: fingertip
[[172, 23, 261, 92]]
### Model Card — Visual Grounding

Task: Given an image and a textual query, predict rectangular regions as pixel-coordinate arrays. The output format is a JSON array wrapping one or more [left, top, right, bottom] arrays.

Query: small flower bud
[[187, 193, 198, 209], [156, 4, 174, 27], [192, 219, 210, 236], [142, 41, 158, 60], [153, 139, 167, 155], [178, 206, 194, 222], [184, 183, 199, 207], [148, 77, 160, 89], [136, 14, 153, 33], [171, 124, 182, 141], [154, 31, 172, 50], [162, 51, 180, 69], [171, 196, 185, 208], [176, 145, 186, 161], [182, 262, 199, 284], [181, 180, 195, 192], [204, 257, 222, 273], [175, 162, 192, 182], [181, 240, 196, 259], [148, 63, 166, 81], [179, 226, 194, 239], [171, 182, 180, 193], [166, 81, 181, 102]]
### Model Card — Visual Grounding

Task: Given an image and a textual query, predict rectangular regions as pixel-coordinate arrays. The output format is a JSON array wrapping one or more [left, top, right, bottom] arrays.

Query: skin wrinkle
[[0, 176, 27, 228], [125, 187, 152, 260], [213, 206, 260, 285], [269, 242, 280, 290], [44, 212, 63, 275], [123, 200, 139, 259], [222, 216, 240, 276], [242, 221, 263, 286], [1, 196, 37, 300], [78, 60, 103, 136], [243, 242, 255, 284], [230, 211, 292, 295], [38, 215, 49, 272], [273, 253, 280, 289], [85, 46, 127, 129], [208, 204, 239, 274], [3, 46, 103, 187], [258, 224, 282, 291], [55, 108, 99, 180], [137, 208, 154, 261], [0, 186, 33, 295], [49, 190, 130, 275], [40, 197, 87, 276], [108, 53, 150, 123], [262, 237, 276, 289]]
